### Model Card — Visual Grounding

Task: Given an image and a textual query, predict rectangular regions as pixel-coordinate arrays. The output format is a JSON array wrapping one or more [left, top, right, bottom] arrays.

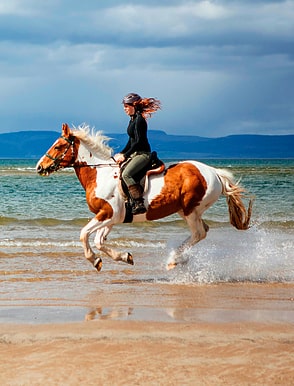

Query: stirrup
[[132, 201, 146, 215]]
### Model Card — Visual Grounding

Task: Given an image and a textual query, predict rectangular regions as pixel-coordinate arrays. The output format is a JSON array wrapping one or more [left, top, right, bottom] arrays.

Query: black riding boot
[[128, 184, 146, 215]]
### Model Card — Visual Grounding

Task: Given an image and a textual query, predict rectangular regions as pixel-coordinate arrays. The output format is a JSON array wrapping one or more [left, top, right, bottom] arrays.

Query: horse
[[36, 123, 253, 271]]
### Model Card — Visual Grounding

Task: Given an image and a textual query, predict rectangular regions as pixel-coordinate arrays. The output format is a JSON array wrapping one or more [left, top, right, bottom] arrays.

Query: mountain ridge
[[0, 130, 293, 158]]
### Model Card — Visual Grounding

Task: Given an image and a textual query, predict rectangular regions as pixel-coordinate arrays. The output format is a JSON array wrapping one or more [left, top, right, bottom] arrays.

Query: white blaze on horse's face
[[35, 138, 55, 173], [36, 123, 252, 273]]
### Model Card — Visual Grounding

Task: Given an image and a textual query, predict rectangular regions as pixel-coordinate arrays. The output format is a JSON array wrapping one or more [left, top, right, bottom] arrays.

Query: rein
[[66, 154, 118, 169], [72, 161, 119, 169]]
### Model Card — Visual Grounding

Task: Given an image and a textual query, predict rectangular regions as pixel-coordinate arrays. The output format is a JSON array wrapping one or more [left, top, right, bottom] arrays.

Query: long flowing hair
[[134, 98, 161, 118]]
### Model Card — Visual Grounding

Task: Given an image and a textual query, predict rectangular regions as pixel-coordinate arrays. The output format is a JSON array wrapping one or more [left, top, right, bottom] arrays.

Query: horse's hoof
[[94, 257, 103, 272], [126, 252, 134, 265], [166, 262, 177, 270]]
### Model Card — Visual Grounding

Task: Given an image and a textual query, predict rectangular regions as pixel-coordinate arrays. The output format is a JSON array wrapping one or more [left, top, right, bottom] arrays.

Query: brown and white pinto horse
[[36, 123, 253, 271]]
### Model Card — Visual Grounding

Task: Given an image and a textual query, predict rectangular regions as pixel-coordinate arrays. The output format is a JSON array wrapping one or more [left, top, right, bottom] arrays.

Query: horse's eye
[[54, 145, 62, 150]]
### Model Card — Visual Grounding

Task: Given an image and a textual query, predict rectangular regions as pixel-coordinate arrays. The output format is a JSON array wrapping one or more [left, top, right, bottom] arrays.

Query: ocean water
[[0, 158, 293, 323]]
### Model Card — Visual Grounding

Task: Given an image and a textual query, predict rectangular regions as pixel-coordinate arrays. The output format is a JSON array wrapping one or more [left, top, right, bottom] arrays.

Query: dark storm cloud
[[0, 0, 293, 136]]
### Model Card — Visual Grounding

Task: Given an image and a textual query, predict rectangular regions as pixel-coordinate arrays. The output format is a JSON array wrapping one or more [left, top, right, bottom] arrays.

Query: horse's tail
[[216, 168, 253, 230]]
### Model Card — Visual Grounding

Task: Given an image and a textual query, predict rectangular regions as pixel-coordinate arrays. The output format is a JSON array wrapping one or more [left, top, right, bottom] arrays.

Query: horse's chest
[[92, 169, 117, 198]]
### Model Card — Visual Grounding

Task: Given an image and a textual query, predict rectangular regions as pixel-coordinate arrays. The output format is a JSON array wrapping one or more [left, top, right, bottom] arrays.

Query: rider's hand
[[114, 153, 125, 164]]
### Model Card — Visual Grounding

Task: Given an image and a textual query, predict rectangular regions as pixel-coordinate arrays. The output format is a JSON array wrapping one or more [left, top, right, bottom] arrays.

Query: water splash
[[165, 226, 294, 284]]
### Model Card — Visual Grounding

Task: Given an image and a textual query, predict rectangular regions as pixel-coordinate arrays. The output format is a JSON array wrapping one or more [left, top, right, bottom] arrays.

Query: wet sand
[[1, 284, 294, 386]]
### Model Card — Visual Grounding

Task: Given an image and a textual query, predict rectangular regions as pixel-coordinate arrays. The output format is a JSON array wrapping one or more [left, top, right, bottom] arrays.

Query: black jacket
[[121, 112, 151, 158]]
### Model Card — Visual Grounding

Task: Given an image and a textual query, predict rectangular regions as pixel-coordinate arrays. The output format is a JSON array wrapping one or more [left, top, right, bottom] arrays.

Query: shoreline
[[1, 282, 293, 325]]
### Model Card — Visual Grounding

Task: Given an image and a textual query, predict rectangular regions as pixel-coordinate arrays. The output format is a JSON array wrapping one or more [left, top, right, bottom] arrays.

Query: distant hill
[[0, 130, 293, 159], [0, 131, 59, 159]]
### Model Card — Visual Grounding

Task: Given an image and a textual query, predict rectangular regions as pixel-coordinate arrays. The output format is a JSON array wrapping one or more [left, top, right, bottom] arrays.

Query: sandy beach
[[1, 320, 294, 386], [1, 283, 294, 386]]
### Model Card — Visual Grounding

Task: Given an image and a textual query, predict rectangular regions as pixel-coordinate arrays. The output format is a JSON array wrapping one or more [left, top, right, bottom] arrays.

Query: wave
[[0, 167, 35, 172], [0, 215, 293, 230], [0, 238, 164, 250], [0, 239, 80, 248], [0, 216, 88, 227]]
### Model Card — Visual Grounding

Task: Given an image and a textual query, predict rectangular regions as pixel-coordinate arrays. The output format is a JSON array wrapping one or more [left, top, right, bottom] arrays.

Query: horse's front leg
[[94, 227, 133, 266], [80, 217, 133, 272], [80, 217, 108, 271]]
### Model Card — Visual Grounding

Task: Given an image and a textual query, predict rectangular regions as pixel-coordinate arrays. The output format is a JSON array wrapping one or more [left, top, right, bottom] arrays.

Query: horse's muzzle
[[36, 163, 50, 176]]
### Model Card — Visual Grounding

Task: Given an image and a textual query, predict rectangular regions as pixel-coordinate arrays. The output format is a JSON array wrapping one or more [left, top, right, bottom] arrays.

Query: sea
[[0, 158, 293, 324]]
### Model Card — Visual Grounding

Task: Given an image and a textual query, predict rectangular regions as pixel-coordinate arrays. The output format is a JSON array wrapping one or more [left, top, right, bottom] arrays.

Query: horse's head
[[36, 123, 78, 176]]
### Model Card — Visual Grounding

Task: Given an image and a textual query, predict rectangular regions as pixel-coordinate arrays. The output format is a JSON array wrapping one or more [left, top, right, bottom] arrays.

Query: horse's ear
[[62, 123, 70, 138]]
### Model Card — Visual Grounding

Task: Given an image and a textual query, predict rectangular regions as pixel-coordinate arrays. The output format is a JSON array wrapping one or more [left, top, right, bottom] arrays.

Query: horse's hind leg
[[167, 212, 208, 270]]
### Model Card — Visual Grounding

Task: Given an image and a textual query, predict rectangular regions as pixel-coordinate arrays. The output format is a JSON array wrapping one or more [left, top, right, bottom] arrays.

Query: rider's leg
[[128, 184, 145, 214], [122, 153, 151, 214]]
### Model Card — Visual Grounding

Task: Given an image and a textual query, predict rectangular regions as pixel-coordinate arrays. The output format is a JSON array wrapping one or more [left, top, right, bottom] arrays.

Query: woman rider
[[114, 93, 161, 215]]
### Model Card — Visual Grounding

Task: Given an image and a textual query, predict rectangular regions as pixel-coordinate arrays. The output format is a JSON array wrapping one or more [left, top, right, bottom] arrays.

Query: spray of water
[[165, 226, 294, 284]]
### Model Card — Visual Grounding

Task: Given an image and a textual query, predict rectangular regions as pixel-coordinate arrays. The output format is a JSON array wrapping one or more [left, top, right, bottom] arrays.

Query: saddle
[[144, 150, 165, 177]]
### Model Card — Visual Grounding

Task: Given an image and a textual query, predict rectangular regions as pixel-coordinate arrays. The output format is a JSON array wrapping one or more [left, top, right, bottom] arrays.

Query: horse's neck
[[74, 144, 115, 192], [73, 165, 93, 191], [74, 164, 118, 197], [77, 144, 104, 166]]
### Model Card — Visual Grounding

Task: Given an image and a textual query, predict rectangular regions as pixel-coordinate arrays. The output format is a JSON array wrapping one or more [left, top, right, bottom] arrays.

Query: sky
[[0, 0, 293, 137]]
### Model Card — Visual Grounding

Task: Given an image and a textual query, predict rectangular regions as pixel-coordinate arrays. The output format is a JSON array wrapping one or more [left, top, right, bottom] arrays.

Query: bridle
[[45, 135, 118, 172], [45, 135, 76, 172]]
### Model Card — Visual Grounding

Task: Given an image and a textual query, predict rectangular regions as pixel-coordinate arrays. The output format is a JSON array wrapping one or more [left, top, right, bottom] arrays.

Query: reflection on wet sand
[[84, 303, 294, 324], [85, 307, 133, 321], [82, 281, 294, 324]]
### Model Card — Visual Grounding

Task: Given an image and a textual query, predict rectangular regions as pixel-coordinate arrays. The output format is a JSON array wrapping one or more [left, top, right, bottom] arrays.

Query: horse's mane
[[72, 124, 113, 160]]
